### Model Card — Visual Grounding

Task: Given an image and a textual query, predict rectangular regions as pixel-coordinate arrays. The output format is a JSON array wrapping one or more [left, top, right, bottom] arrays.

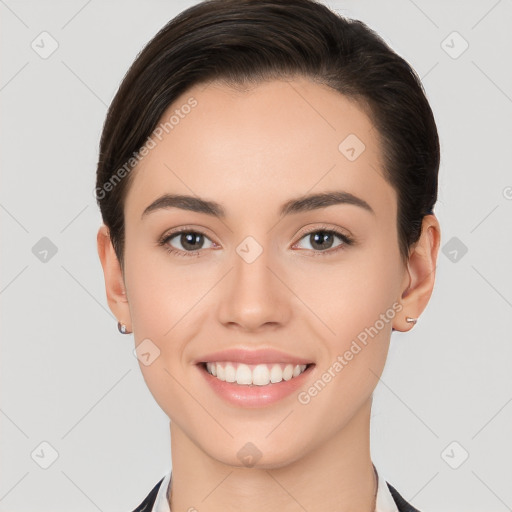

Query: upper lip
[[194, 348, 313, 366]]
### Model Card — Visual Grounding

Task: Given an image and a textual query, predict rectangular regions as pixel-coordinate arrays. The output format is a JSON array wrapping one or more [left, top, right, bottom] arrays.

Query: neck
[[167, 397, 377, 512]]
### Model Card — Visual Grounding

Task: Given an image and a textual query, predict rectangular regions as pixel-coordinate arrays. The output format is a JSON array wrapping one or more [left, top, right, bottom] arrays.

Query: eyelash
[[158, 224, 355, 259]]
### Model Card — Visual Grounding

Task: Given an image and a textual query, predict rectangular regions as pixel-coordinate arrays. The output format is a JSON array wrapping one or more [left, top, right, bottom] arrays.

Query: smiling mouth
[[199, 361, 314, 386]]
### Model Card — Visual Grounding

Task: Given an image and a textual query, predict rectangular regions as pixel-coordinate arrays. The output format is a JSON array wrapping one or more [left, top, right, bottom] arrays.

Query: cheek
[[124, 249, 197, 416], [123, 245, 211, 374], [297, 251, 400, 429], [294, 251, 401, 402], [296, 248, 400, 340], [123, 241, 191, 334]]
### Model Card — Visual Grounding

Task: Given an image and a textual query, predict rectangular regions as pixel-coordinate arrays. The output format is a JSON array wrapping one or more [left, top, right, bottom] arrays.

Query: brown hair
[[95, 0, 439, 271]]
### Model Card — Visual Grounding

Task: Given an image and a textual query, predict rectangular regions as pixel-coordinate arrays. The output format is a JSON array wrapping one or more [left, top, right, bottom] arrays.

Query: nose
[[216, 240, 292, 332]]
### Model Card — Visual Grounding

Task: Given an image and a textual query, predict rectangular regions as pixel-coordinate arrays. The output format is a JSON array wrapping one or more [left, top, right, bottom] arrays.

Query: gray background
[[1, 1, 511, 511]]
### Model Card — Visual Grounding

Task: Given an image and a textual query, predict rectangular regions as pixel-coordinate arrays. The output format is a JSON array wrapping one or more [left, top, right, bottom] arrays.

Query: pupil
[[312, 231, 332, 250], [182, 232, 202, 250]]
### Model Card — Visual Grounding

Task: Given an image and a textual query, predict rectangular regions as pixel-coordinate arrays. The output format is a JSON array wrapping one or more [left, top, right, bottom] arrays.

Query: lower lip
[[197, 363, 315, 408]]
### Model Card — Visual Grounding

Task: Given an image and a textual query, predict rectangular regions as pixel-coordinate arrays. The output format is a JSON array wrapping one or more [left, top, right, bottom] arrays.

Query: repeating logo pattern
[[1, 2, 510, 511]]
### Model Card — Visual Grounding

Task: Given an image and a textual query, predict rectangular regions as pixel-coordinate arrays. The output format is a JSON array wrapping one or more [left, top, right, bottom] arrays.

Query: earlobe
[[393, 214, 441, 332], [96, 224, 132, 332]]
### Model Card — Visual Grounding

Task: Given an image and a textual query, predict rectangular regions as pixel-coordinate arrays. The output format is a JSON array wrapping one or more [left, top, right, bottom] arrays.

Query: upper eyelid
[[294, 223, 353, 239], [160, 226, 215, 242]]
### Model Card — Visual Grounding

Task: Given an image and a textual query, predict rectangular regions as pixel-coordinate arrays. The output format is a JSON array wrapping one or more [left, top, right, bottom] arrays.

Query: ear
[[96, 224, 132, 331], [393, 214, 441, 332]]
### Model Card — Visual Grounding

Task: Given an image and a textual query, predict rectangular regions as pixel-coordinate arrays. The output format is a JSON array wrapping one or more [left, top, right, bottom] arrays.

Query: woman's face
[[118, 77, 411, 467]]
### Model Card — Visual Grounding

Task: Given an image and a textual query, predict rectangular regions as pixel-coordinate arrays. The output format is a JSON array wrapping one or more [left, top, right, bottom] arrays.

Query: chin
[[202, 438, 307, 471]]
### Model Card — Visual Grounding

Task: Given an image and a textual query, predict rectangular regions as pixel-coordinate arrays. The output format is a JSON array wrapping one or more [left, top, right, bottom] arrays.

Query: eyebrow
[[141, 190, 375, 219]]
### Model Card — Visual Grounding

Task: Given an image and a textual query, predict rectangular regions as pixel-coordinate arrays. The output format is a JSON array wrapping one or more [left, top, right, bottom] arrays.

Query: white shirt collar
[[374, 463, 400, 512], [153, 469, 171, 512], [152, 463, 399, 512]]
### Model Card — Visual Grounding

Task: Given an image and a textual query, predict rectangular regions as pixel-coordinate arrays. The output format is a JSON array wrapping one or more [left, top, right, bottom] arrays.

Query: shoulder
[[130, 477, 165, 512], [386, 481, 422, 512]]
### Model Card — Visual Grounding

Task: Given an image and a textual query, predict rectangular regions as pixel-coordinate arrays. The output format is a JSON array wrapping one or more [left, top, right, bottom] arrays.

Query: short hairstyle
[[95, 0, 439, 270]]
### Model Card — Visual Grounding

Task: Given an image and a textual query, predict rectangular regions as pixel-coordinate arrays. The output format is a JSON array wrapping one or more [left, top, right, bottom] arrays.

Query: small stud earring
[[117, 321, 131, 334], [405, 316, 418, 324]]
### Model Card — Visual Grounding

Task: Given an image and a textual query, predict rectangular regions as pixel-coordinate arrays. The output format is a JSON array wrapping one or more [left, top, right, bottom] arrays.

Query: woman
[[95, 0, 441, 510]]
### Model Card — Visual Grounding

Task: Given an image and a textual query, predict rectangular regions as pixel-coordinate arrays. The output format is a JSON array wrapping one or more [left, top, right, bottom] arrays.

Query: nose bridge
[[235, 237, 273, 296], [217, 233, 290, 330]]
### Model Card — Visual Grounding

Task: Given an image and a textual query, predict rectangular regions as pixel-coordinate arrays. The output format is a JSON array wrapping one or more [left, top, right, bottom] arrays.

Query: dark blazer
[[131, 477, 421, 512]]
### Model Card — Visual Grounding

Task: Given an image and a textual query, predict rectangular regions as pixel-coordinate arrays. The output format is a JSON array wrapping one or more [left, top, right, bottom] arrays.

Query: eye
[[293, 226, 354, 256], [158, 225, 355, 258], [158, 229, 216, 257]]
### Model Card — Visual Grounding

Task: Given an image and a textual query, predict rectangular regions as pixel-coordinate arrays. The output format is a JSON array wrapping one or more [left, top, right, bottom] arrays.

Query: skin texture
[[97, 77, 440, 512]]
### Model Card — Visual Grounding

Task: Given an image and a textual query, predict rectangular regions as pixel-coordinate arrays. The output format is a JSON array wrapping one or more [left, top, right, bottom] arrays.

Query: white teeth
[[282, 364, 293, 381], [204, 362, 308, 385], [270, 364, 282, 383], [236, 364, 253, 385], [225, 363, 236, 383], [292, 364, 302, 377], [216, 363, 225, 381], [252, 364, 270, 386]]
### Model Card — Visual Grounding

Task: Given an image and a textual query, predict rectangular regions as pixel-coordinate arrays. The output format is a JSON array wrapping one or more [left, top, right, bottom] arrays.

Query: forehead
[[124, 77, 395, 222]]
